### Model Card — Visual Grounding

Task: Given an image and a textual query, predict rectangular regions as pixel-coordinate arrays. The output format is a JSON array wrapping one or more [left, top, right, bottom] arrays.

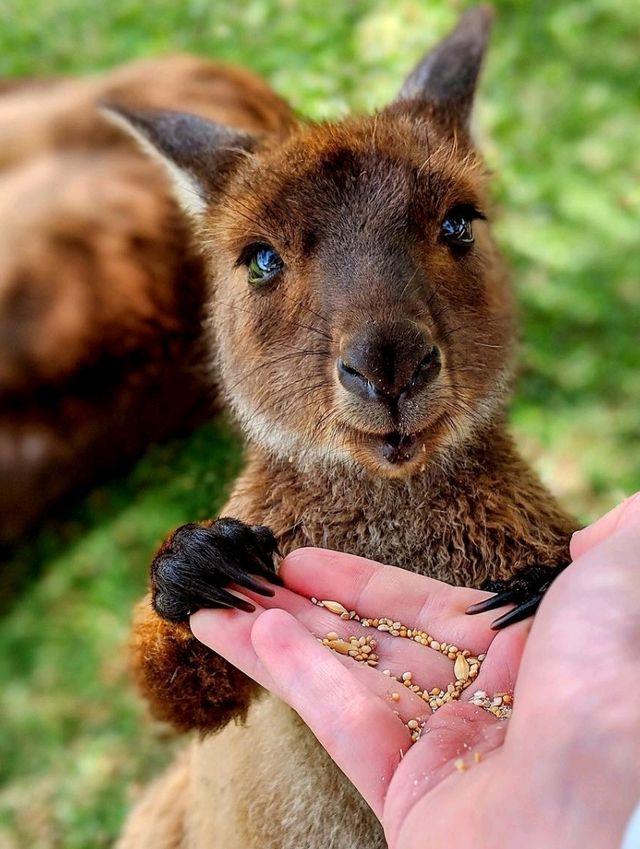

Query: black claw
[[490, 595, 542, 630], [236, 577, 277, 597], [466, 563, 569, 629], [212, 591, 256, 614], [151, 517, 280, 622], [466, 590, 518, 615]]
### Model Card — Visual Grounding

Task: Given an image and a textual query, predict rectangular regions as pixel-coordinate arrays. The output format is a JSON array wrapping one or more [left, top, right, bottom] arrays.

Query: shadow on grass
[[0, 418, 243, 614]]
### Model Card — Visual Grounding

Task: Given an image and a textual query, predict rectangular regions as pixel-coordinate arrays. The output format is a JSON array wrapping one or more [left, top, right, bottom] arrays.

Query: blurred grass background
[[0, 0, 638, 846]]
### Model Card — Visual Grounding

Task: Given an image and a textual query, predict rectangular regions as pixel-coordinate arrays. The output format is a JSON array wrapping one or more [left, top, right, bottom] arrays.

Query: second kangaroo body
[[112, 9, 577, 848]]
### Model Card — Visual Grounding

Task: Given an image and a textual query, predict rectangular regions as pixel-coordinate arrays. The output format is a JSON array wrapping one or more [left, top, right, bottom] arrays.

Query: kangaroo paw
[[466, 564, 568, 629], [151, 517, 281, 622]]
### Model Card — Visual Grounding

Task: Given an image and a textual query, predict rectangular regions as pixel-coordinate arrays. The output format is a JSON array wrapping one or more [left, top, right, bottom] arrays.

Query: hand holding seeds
[[190, 548, 528, 826], [191, 492, 640, 849]]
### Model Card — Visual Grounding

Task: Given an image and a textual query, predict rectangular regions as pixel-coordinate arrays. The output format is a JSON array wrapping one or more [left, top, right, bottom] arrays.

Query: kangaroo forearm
[[131, 596, 259, 733]]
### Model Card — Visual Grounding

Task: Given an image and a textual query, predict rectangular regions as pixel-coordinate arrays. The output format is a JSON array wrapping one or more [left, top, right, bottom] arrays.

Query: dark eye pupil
[[442, 214, 473, 243], [255, 247, 279, 273], [246, 244, 283, 285], [440, 203, 483, 246]]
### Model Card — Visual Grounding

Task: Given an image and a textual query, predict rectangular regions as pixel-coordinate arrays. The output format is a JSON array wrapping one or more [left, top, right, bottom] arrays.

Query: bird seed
[[315, 597, 513, 725]]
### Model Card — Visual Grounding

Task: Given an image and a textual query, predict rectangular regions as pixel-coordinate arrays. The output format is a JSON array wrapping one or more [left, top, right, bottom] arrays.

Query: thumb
[[570, 492, 640, 561], [250, 608, 410, 818]]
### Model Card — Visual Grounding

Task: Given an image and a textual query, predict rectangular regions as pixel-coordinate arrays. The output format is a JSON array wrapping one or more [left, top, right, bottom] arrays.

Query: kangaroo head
[[109, 6, 516, 479]]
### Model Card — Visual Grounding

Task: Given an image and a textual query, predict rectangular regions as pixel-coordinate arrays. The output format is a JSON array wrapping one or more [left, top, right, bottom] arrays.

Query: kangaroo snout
[[337, 320, 441, 405]]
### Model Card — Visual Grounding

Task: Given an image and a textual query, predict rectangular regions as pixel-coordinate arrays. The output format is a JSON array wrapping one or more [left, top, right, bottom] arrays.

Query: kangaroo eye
[[243, 244, 283, 286], [441, 205, 484, 246]]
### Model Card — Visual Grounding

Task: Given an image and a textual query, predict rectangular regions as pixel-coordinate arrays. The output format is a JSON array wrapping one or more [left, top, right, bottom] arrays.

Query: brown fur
[[0, 55, 293, 169], [0, 56, 294, 543], [116, 11, 578, 848]]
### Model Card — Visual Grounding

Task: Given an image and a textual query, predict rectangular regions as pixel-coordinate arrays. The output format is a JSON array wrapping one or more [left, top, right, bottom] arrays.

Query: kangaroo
[[0, 55, 293, 543], [111, 8, 577, 848]]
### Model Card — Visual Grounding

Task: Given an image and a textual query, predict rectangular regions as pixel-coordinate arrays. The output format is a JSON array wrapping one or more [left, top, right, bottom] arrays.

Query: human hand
[[189, 544, 529, 837], [191, 493, 640, 849]]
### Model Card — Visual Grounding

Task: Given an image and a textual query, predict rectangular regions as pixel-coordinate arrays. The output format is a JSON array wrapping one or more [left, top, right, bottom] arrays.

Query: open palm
[[191, 547, 531, 844], [192, 494, 640, 849]]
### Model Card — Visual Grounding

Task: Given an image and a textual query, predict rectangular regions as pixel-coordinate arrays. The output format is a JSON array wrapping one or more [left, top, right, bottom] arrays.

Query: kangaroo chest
[[225, 460, 536, 590]]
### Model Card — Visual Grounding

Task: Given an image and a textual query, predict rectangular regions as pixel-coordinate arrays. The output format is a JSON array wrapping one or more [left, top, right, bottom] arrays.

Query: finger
[[384, 701, 508, 847], [240, 582, 483, 695], [330, 661, 435, 724], [513, 526, 640, 728], [570, 491, 640, 559], [468, 619, 530, 699], [190, 597, 277, 692], [251, 608, 414, 818], [499, 527, 640, 841], [280, 548, 496, 654], [192, 596, 434, 723]]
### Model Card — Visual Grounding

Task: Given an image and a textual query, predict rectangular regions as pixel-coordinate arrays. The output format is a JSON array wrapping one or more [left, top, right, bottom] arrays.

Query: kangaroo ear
[[393, 5, 494, 132], [102, 106, 256, 218]]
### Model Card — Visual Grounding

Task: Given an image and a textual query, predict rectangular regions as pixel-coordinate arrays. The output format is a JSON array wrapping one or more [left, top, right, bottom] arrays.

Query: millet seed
[[316, 598, 500, 721]]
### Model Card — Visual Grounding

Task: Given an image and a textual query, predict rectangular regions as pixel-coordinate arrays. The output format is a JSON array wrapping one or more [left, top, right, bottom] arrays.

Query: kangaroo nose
[[337, 321, 440, 403]]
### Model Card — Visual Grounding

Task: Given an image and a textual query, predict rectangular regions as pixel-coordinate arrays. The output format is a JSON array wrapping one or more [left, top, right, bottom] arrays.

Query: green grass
[[0, 422, 243, 847], [0, 1, 638, 846]]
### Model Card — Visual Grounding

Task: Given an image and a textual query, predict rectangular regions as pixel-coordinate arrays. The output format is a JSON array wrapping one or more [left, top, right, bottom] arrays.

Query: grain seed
[[321, 600, 349, 616], [312, 595, 488, 716], [454, 655, 470, 682], [328, 639, 351, 655]]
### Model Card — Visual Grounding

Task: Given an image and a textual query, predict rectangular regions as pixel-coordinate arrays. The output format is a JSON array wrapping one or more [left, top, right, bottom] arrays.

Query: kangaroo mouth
[[380, 431, 419, 465], [342, 415, 446, 476]]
